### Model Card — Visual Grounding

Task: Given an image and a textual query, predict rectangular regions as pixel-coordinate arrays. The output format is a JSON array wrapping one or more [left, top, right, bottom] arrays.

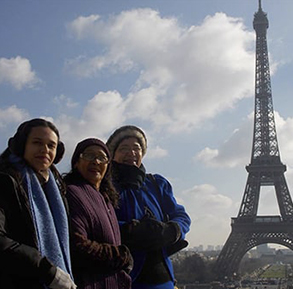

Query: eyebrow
[[31, 137, 57, 145], [83, 149, 107, 155], [120, 143, 141, 147]]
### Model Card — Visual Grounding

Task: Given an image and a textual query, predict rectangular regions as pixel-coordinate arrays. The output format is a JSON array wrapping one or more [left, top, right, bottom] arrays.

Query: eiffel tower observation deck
[[214, 0, 293, 278]]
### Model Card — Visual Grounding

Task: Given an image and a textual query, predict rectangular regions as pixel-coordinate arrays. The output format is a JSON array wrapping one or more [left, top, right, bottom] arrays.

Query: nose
[[125, 148, 136, 155], [92, 157, 105, 165], [93, 158, 101, 164], [40, 144, 50, 153]]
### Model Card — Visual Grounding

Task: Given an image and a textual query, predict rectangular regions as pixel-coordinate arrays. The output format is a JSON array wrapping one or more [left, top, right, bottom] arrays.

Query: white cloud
[[67, 9, 256, 132], [147, 145, 168, 159], [196, 147, 219, 165], [53, 94, 78, 109], [54, 90, 126, 156], [196, 111, 293, 170], [0, 105, 29, 127], [181, 183, 236, 246], [0, 56, 39, 90], [0, 105, 29, 128], [274, 112, 293, 166], [68, 15, 101, 40], [196, 114, 253, 168]]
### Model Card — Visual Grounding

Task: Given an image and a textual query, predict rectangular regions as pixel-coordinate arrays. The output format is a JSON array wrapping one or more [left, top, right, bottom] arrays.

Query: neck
[[36, 169, 50, 184]]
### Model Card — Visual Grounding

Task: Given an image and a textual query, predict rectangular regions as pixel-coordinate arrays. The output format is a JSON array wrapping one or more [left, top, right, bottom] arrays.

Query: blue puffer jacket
[[114, 169, 191, 284]]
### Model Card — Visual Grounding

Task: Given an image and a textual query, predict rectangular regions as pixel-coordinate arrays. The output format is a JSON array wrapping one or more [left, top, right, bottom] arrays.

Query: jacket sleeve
[[0, 173, 56, 285], [152, 174, 191, 240], [66, 185, 133, 274]]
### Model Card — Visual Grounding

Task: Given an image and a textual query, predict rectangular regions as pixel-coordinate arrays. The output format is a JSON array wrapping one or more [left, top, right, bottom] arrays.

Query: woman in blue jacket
[[107, 125, 191, 289]]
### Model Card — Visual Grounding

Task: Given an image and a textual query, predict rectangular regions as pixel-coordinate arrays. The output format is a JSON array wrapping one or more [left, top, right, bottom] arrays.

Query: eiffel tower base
[[214, 218, 293, 279]]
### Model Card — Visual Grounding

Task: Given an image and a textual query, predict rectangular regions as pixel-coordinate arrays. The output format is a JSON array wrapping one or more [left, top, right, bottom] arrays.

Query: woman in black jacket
[[0, 118, 76, 289]]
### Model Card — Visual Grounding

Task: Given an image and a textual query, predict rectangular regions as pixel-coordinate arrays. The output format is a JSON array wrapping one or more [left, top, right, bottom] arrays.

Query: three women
[[0, 119, 190, 289]]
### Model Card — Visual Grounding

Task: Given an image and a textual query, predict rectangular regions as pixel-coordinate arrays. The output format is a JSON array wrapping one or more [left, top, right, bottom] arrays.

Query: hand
[[74, 233, 133, 273], [140, 219, 181, 247], [48, 267, 77, 289], [118, 245, 133, 274], [121, 219, 181, 251]]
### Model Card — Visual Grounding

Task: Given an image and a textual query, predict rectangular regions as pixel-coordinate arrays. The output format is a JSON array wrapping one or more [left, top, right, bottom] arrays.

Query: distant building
[[207, 245, 215, 251]]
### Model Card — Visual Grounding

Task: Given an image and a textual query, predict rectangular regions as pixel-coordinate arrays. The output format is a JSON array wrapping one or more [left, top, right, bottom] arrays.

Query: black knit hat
[[71, 138, 110, 168], [106, 125, 147, 157]]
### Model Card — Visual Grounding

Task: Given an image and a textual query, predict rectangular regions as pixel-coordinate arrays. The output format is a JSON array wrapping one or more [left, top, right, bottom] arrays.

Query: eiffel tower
[[214, 0, 293, 278]]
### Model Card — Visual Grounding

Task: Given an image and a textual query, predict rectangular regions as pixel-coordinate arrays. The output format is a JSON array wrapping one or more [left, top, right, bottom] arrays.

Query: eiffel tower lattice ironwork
[[214, 0, 293, 278]]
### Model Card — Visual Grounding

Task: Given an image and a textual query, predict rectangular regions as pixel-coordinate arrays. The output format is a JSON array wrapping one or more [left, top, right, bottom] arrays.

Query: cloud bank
[[66, 9, 255, 134]]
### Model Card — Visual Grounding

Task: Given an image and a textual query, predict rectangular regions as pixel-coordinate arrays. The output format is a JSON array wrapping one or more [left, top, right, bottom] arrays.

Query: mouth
[[88, 168, 101, 174], [36, 156, 51, 163], [123, 159, 138, 166]]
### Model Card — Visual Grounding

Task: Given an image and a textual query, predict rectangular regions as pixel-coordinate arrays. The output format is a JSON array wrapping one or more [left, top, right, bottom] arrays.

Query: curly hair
[[63, 165, 119, 208]]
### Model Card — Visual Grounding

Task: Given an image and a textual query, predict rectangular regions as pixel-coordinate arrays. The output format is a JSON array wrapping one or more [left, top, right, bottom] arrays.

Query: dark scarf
[[111, 161, 172, 284], [111, 161, 146, 190]]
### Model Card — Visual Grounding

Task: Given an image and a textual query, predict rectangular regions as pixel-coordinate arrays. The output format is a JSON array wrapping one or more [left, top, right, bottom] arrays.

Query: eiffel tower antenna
[[214, 0, 293, 278]]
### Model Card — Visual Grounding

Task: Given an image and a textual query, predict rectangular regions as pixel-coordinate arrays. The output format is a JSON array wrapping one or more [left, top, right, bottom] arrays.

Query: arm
[[0, 173, 56, 285], [152, 174, 191, 239], [66, 185, 132, 274]]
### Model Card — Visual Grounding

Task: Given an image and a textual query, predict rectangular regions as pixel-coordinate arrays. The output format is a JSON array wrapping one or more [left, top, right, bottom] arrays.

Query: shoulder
[[66, 182, 96, 200], [147, 173, 171, 187], [0, 172, 18, 189], [0, 172, 21, 206], [66, 183, 84, 196]]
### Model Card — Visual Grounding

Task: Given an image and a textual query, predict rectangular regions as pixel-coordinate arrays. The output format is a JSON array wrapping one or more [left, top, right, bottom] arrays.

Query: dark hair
[[0, 118, 66, 194], [63, 168, 119, 208], [8, 118, 65, 164]]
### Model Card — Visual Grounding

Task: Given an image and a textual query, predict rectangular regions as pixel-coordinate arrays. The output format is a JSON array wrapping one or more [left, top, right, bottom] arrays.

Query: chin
[[124, 162, 136, 166]]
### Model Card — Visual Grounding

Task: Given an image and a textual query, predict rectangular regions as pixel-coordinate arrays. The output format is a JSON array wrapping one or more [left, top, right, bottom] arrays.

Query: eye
[[118, 146, 129, 153], [85, 153, 95, 159], [48, 143, 57, 149], [98, 156, 108, 162], [133, 146, 142, 152], [32, 140, 42, 145]]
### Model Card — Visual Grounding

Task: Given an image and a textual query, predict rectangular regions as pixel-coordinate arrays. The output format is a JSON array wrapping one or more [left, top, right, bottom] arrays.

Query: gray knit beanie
[[106, 125, 147, 157]]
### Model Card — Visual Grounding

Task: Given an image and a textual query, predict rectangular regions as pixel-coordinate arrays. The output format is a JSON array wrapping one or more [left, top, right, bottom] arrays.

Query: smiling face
[[75, 145, 109, 189], [113, 137, 143, 167], [23, 126, 58, 172]]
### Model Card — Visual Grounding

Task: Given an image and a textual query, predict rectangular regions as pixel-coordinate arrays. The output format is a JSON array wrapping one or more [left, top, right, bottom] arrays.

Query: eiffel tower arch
[[214, 0, 293, 278]]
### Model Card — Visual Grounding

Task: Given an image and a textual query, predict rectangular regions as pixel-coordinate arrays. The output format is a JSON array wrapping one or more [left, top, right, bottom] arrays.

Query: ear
[[53, 141, 65, 164], [8, 137, 16, 153], [8, 135, 23, 156]]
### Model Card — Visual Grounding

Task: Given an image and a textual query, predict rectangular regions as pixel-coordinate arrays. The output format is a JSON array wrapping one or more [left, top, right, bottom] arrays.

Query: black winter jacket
[[0, 172, 62, 289]]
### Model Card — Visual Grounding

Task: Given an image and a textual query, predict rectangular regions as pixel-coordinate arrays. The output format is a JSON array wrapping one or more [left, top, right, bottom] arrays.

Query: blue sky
[[1, 0, 293, 249]]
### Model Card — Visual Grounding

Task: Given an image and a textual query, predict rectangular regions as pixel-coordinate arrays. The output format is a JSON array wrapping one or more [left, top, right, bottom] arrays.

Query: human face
[[75, 145, 109, 189], [113, 137, 143, 167], [24, 126, 58, 172]]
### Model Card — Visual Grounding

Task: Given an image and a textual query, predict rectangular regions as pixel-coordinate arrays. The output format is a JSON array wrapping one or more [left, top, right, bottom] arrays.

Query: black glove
[[74, 233, 133, 273], [121, 219, 181, 252], [158, 220, 181, 246]]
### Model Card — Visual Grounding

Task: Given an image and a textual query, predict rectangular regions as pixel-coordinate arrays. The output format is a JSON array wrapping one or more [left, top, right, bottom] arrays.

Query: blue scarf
[[10, 155, 72, 278]]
